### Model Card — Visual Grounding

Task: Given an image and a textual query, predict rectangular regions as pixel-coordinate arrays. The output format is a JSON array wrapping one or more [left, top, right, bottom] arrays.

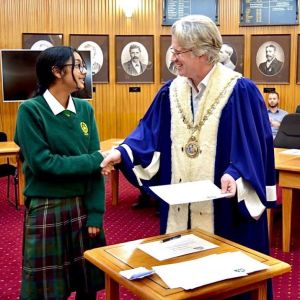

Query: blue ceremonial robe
[[117, 77, 276, 258]]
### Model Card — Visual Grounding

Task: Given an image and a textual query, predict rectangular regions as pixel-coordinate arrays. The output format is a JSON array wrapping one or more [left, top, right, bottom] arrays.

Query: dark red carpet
[[0, 175, 299, 299]]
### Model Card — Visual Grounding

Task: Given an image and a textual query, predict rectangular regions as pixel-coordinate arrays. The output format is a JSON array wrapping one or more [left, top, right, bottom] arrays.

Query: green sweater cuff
[[92, 151, 104, 169], [87, 212, 104, 228]]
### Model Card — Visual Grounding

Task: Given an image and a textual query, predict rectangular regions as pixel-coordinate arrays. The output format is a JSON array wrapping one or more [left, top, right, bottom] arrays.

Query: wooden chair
[[0, 132, 19, 209], [267, 185, 282, 244]]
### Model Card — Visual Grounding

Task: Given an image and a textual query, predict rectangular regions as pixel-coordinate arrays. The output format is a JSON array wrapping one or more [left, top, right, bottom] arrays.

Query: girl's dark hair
[[35, 46, 83, 95]]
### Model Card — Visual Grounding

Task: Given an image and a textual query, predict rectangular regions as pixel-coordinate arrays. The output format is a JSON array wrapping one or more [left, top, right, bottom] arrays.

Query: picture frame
[[296, 35, 300, 84], [22, 33, 63, 50], [251, 35, 290, 84], [116, 35, 154, 83], [240, 0, 298, 26], [160, 35, 177, 83], [221, 35, 244, 75], [162, 0, 219, 26], [69, 34, 109, 83]]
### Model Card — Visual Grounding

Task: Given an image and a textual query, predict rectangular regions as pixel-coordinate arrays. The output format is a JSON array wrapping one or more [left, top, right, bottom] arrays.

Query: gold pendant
[[185, 136, 201, 158]]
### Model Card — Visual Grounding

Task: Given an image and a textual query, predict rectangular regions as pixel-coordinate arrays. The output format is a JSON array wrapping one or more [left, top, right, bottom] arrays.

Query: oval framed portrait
[[165, 46, 178, 76], [69, 34, 109, 83], [78, 40, 104, 75], [160, 35, 176, 83], [251, 34, 290, 84], [22, 33, 63, 50], [221, 35, 244, 75], [116, 35, 154, 83], [31, 40, 53, 50], [121, 42, 149, 77], [256, 41, 284, 77]]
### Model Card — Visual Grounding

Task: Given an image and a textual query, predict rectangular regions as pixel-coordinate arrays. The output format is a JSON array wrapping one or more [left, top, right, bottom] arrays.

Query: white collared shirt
[[187, 65, 216, 116], [132, 61, 141, 74], [266, 58, 275, 69], [43, 89, 76, 115]]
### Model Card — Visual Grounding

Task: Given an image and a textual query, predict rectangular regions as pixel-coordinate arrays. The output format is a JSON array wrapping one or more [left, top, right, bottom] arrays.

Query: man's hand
[[100, 149, 122, 176], [220, 173, 236, 197]]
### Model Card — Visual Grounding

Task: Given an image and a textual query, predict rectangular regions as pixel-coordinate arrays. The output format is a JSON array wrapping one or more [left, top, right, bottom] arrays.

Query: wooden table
[[274, 148, 300, 252], [84, 228, 290, 300], [100, 138, 123, 205], [0, 141, 24, 206]]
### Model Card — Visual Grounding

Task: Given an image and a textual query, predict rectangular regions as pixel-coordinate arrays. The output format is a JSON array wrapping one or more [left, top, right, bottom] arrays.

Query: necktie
[[63, 110, 71, 117]]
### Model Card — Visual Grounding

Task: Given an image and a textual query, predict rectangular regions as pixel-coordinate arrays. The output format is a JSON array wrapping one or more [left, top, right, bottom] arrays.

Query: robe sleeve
[[116, 82, 172, 189], [219, 78, 276, 220]]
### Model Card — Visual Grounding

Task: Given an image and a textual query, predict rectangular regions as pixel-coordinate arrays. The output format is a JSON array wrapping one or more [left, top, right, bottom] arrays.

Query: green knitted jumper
[[14, 95, 105, 227]]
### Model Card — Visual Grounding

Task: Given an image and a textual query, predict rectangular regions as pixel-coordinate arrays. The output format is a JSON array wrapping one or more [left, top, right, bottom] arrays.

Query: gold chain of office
[[174, 78, 238, 158]]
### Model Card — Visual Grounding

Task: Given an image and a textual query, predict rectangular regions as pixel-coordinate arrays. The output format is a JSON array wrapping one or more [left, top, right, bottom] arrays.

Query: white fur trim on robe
[[236, 178, 264, 220], [266, 185, 277, 203], [121, 144, 160, 186], [236, 178, 277, 220], [166, 63, 242, 233]]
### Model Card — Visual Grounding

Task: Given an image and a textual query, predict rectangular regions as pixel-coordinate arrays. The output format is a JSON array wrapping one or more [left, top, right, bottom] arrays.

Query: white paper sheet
[[280, 149, 300, 155], [152, 251, 269, 290], [149, 180, 232, 205], [137, 234, 218, 261], [119, 267, 155, 280]]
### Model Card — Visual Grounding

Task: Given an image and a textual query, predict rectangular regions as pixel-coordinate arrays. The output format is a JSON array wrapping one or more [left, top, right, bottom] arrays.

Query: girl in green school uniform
[[15, 46, 106, 300]]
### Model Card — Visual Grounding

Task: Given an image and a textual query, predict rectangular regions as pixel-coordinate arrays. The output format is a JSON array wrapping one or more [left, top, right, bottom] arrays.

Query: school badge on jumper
[[80, 122, 89, 136]]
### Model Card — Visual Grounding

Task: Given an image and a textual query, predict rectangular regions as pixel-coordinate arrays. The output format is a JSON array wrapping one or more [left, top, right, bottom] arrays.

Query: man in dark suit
[[122, 43, 147, 76], [258, 44, 283, 76]]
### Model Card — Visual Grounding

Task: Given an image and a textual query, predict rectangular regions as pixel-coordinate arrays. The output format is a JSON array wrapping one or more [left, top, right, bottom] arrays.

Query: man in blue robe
[[102, 15, 276, 263]]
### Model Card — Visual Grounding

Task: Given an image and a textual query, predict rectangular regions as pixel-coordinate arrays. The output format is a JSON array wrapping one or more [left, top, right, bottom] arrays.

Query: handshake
[[99, 148, 122, 176]]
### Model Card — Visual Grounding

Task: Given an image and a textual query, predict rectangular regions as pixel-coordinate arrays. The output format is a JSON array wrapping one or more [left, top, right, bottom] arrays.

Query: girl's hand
[[88, 226, 100, 238]]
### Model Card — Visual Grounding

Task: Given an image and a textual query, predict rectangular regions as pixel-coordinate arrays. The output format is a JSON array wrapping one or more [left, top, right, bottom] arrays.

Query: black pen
[[161, 234, 181, 243]]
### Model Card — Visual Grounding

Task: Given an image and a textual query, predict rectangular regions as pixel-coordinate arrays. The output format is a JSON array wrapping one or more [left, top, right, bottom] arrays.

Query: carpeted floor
[[0, 174, 299, 299]]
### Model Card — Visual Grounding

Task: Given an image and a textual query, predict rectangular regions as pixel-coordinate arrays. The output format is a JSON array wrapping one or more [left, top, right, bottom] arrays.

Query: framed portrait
[[160, 35, 177, 83], [296, 35, 300, 84], [221, 35, 244, 75], [251, 35, 290, 84], [116, 35, 154, 83], [69, 34, 109, 83], [22, 33, 63, 50]]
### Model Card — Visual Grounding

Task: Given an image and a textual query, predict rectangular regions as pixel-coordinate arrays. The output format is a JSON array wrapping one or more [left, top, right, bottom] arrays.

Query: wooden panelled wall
[[0, 0, 299, 141]]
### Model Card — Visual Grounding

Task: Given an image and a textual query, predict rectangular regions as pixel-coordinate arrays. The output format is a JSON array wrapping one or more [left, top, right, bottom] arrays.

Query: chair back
[[274, 114, 300, 149], [0, 132, 8, 142]]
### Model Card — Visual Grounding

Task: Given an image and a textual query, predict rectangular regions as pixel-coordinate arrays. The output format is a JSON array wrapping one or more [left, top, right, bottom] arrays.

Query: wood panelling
[[0, 0, 299, 141]]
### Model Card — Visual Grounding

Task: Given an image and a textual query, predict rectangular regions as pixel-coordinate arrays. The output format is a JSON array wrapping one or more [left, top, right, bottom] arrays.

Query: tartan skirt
[[21, 197, 105, 300]]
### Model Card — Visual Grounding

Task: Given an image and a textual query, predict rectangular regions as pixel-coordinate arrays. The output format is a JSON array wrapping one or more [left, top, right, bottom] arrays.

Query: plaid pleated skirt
[[21, 197, 105, 300]]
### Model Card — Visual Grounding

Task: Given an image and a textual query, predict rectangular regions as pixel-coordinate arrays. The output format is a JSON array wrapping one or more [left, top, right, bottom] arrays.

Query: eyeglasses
[[170, 48, 192, 57], [63, 63, 87, 73]]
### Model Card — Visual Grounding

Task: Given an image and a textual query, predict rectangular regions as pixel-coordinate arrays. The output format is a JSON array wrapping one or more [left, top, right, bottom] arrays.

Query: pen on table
[[161, 234, 181, 243]]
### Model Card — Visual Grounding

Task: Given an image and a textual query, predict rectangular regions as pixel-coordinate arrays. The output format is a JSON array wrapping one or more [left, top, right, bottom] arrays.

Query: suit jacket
[[259, 58, 283, 76], [122, 60, 147, 76]]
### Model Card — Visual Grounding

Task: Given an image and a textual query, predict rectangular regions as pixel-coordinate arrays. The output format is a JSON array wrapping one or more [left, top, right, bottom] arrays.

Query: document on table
[[137, 234, 218, 261], [152, 251, 269, 290], [280, 149, 300, 155], [149, 180, 232, 205]]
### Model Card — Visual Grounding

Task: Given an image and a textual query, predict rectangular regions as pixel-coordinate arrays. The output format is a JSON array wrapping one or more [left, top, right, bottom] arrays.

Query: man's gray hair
[[129, 43, 141, 53], [171, 15, 222, 64], [266, 44, 276, 51]]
